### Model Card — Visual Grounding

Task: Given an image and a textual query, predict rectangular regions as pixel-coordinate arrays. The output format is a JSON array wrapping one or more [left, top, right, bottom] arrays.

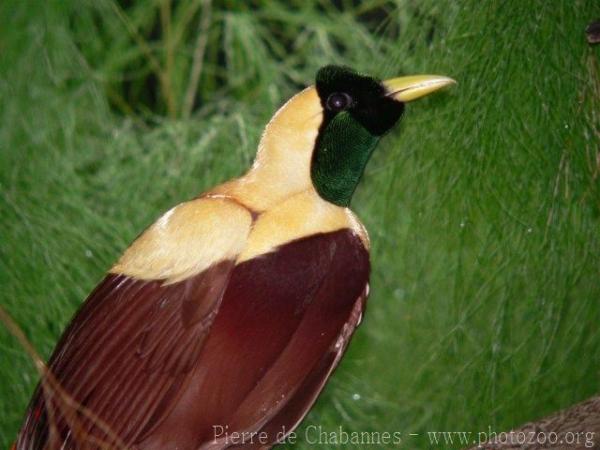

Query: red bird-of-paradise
[[16, 65, 454, 449]]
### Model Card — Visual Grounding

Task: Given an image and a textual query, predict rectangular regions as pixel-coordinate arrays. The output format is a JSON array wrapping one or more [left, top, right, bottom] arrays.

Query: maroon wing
[[17, 261, 234, 450], [17, 228, 370, 450], [137, 228, 370, 450]]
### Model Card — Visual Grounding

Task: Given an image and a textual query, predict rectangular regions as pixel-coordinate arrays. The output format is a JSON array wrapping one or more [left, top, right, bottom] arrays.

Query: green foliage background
[[1, 0, 599, 448]]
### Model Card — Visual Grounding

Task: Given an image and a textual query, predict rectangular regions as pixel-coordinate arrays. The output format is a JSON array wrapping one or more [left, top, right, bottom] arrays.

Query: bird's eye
[[326, 92, 353, 111]]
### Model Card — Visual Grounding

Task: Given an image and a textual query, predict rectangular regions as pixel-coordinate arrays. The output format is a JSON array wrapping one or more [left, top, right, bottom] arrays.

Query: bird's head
[[234, 65, 455, 210]]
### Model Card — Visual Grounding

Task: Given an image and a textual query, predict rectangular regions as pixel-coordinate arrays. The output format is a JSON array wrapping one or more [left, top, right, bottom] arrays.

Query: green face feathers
[[311, 65, 405, 207]]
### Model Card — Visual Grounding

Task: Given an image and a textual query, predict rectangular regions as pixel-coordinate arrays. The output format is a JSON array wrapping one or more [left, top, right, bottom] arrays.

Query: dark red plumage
[[17, 229, 369, 449]]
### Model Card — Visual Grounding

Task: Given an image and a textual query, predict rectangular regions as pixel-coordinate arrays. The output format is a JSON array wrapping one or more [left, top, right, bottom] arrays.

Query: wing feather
[[137, 229, 370, 449], [17, 199, 369, 450], [17, 198, 252, 449]]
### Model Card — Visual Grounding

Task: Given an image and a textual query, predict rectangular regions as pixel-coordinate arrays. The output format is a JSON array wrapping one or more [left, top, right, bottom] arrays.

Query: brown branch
[[0, 305, 126, 449], [182, 0, 212, 119], [466, 396, 600, 450], [160, 0, 177, 118]]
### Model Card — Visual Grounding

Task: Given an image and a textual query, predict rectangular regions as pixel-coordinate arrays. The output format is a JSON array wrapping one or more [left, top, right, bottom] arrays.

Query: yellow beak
[[383, 75, 456, 102]]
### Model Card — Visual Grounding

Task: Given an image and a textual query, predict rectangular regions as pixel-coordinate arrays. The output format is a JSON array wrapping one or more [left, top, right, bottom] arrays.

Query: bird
[[16, 65, 454, 450]]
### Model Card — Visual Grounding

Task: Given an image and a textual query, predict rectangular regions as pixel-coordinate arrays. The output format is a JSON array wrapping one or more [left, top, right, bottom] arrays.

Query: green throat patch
[[311, 65, 405, 206]]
